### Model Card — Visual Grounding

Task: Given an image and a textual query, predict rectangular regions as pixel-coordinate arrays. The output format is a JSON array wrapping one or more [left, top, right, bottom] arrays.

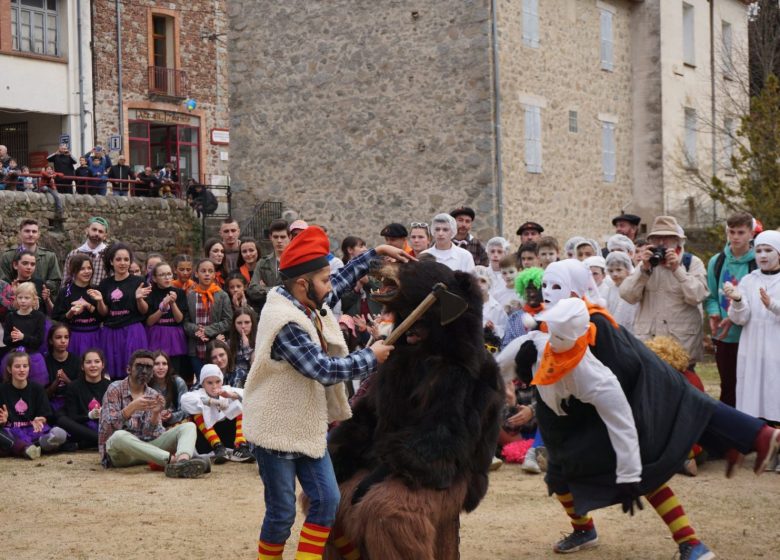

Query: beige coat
[[618, 256, 709, 362]]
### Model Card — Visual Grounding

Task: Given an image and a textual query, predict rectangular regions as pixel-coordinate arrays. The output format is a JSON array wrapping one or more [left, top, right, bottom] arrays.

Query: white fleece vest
[[242, 289, 352, 458]]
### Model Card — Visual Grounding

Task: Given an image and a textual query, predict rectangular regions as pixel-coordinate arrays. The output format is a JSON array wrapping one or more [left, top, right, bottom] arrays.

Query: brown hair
[[3, 350, 30, 382], [499, 254, 520, 268], [726, 211, 753, 229], [536, 236, 559, 252]]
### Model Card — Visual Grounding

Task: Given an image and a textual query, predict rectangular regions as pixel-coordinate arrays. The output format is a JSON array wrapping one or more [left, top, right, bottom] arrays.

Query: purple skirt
[[0, 351, 47, 387], [146, 324, 188, 357], [0, 424, 51, 457], [100, 322, 148, 380], [38, 319, 52, 355], [69, 329, 102, 358], [50, 394, 66, 413]]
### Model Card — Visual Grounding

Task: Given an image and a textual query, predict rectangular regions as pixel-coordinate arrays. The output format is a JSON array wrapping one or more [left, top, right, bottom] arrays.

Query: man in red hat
[[242, 226, 411, 560]]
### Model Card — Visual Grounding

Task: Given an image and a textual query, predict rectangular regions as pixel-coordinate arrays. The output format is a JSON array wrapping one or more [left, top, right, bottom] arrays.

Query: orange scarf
[[192, 283, 221, 308], [239, 264, 252, 284], [524, 303, 544, 316], [532, 322, 597, 386], [172, 279, 195, 293], [584, 299, 620, 329]]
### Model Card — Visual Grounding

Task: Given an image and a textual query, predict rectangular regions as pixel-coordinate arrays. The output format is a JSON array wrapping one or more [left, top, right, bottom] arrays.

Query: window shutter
[[525, 106, 542, 173], [600, 10, 614, 71], [602, 122, 616, 183], [523, 0, 539, 48]]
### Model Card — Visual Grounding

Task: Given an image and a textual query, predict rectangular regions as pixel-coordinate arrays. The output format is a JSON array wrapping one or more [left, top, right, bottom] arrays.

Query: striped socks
[[646, 484, 699, 546], [555, 492, 595, 531], [257, 539, 284, 560], [295, 522, 331, 559], [234, 414, 247, 447], [333, 531, 361, 560], [194, 414, 222, 448]]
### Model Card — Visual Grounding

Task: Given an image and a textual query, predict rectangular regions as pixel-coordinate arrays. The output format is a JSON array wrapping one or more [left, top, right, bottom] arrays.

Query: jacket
[[0, 246, 62, 296], [182, 289, 233, 355], [246, 254, 282, 306], [704, 244, 756, 343], [619, 254, 709, 362]]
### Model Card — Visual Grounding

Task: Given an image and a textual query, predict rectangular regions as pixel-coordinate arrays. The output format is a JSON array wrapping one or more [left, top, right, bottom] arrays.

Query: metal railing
[[199, 184, 232, 246], [148, 66, 188, 98], [0, 172, 183, 197], [241, 200, 283, 246]]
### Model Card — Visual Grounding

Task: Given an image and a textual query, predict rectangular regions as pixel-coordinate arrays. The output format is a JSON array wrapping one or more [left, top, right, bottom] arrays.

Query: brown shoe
[[753, 426, 780, 475]]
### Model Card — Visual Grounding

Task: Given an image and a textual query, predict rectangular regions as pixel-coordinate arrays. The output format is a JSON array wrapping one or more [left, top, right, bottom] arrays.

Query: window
[[522, 0, 539, 48], [722, 21, 733, 77], [600, 9, 614, 71], [569, 111, 578, 133], [683, 3, 695, 66], [524, 105, 542, 173], [602, 122, 616, 183], [723, 117, 735, 169], [684, 108, 697, 168], [10, 0, 60, 57], [151, 15, 175, 69]]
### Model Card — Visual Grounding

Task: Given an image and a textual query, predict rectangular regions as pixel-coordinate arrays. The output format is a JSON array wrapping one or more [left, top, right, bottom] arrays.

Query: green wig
[[515, 267, 544, 296]]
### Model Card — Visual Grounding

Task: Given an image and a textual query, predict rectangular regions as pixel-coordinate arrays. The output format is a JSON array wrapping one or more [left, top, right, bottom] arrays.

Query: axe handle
[[383, 292, 439, 346]]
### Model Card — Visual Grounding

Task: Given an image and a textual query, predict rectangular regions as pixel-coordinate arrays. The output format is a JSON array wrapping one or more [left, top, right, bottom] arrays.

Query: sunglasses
[[410, 222, 429, 229]]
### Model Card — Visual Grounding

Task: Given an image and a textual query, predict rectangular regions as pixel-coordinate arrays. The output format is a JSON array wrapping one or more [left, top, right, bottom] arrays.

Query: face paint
[[131, 362, 154, 385], [755, 245, 780, 272]]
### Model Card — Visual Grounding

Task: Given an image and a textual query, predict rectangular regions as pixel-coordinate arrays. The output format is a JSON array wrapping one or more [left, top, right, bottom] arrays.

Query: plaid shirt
[[453, 235, 488, 266], [194, 296, 211, 359], [98, 379, 164, 467], [63, 245, 108, 287], [269, 248, 379, 385]]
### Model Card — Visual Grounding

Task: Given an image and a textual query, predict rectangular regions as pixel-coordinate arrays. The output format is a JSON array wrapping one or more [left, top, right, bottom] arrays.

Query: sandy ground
[[1, 449, 778, 560]]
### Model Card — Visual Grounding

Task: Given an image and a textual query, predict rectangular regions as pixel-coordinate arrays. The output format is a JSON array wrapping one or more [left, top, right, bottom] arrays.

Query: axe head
[[432, 283, 469, 326]]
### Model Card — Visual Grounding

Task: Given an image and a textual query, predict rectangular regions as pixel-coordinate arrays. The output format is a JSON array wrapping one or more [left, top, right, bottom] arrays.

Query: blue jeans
[[699, 400, 764, 455], [254, 446, 340, 544]]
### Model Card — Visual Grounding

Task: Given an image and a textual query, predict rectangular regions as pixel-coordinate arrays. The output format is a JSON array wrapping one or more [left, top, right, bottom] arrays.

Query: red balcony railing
[[148, 66, 188, 98]]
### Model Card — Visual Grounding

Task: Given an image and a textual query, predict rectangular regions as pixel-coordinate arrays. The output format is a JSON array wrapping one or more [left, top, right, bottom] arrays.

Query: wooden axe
[[384, 283, 468, 345]]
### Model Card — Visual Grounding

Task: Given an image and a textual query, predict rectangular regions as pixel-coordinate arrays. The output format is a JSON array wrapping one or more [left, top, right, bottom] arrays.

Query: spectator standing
[[619, 216, 709, 366], [0, 219, 62, 297], [46, 144, 76, 191], [62, 217, 110, 287], [84, 146, 111, 195], [421, 213, 475, 272], [107, 155, 136, 196], [134, 166, 160, 197], [451, 207, 488, 266], [379, 223, 412, 254], [0, 145, 10, 170], [247, 219, 289, 308], [611, 213, 641, 242], [704, 211, 756, 407], [219, 219, 242, 273], [73, 157, 95, 194], [516, 221, 544, 245]]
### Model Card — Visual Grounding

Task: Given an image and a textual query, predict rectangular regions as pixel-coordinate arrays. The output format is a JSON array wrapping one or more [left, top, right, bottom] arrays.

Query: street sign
[[59, 134, 70, 149], [109, 135, 122, 151]]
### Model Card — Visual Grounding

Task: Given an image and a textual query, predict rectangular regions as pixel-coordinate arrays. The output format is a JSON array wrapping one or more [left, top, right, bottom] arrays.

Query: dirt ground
[[1, 450, 778, 560]]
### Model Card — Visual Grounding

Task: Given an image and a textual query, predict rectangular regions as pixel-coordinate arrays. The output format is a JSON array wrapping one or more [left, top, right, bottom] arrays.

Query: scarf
[[532, 322, 597, 386], [584, 299, 619, 329], [239, 264, 252, 284], [77, 241, 106, 258], [172, 278, 195, 293], [192, 283, 221, 309], [524, 303, 544, 316]]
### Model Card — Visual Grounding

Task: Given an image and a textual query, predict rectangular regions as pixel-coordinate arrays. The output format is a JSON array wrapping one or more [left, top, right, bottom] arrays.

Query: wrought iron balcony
[[148, 66, 188, 98]]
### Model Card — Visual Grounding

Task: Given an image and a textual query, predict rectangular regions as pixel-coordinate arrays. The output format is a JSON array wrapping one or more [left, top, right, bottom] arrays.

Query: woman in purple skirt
[[58, 349, 111, 450], [94, 244, 151, 379], [145, 262, 188, 377], [0, 351, 67, 459], [52, 254, 102, 357]]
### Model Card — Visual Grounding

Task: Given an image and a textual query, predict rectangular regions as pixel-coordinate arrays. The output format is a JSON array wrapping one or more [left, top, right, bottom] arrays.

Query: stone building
[[228, 0, 749, 246], [92, 0, 229, 185]]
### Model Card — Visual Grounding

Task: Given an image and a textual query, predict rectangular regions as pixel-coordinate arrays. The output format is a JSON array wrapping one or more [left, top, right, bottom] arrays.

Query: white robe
[[482, 296, 508, 338], [605, 283, 638, 332], [728, 270, 780, 422], [181, 386, 244, 429]]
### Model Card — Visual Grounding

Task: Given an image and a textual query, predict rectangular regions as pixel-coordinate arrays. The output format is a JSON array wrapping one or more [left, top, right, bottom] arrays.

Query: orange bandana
[[584, 299, 619, 329], [192, 283, 221, 308], [532, 322, 597, 386], [172, 279, 195, 293], [239, 264, 252, 284], [524, 303, 544, 316]]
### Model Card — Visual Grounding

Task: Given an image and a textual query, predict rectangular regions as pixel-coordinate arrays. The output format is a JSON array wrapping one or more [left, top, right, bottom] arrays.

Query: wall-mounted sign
[[128, 109, 199, 126], [210, 128, 229, 145]]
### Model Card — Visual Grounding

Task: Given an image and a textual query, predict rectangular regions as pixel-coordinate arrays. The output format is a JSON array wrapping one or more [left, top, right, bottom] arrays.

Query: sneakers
[[682, 458, 698, 477], [489, 456, 503, 471], [38, 427, 67, 452], [522, 448, 542, 474], [231, 444, 254, 463], [213, 443, 228, 464], [24, 445, 41, 460], [678, 541, 715, 560], [553, 528, 598, 554], [165, 457, 209, 479], [753, 426, 780, 475]]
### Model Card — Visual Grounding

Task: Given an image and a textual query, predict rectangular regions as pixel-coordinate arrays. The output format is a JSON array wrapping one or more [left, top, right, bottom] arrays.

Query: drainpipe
[[115, 0, 124, 152], [490, 0, 504, 235], [710, 0, 717, 223], [76, 0, 85, 153]]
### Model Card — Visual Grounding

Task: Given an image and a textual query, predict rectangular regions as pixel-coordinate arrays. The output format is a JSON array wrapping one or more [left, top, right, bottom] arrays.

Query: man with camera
[[619, 216, 709, 367], [46, 143, 77, 191]]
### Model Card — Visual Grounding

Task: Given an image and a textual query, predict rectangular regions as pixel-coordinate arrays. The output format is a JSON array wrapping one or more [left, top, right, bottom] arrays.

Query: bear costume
[[324, 259, 504, 560]]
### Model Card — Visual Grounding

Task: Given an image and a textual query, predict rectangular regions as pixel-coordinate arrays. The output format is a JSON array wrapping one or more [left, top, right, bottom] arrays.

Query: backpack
[[712, 251, 757, 283], [201, 189, 218, 215]]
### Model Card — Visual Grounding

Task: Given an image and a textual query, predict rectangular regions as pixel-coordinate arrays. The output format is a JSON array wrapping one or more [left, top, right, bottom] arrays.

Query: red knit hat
[[279, 225, 331, 279]]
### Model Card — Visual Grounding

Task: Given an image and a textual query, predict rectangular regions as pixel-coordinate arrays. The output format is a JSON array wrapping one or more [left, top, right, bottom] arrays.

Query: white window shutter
[[523, 0, 539, 48], [525, 106, 542, 173], [600, 10, 614, 71], [602, 122, 616, 183]]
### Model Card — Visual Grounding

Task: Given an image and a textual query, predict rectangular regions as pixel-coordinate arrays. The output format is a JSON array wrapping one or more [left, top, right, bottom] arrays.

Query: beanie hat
[[199, 364, 223, 385], [279, 226, 331, 279], [754, 230, 780, 256]]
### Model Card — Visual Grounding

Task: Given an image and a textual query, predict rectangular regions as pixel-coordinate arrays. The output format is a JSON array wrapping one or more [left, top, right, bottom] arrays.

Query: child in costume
[[181, 364, 249, 463], [474, 266, 508, 338], [502, 266, 544, 349], [242, 226, 405, 560], [604, 251, 637, 332]]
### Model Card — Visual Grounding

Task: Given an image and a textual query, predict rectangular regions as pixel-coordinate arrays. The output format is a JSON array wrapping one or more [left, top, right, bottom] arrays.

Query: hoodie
[[704, 243, 756, 343]]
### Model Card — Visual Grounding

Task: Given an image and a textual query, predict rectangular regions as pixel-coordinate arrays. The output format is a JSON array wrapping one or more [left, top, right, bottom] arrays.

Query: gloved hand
[[514, 340, 538, 385], [351, 465, 390, 505], [217, 398, 229, 411], [616, 482, 644, 516]]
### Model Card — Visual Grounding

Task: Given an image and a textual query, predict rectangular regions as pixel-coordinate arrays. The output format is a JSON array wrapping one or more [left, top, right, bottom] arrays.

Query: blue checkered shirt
[[269, 248, 378, 385]]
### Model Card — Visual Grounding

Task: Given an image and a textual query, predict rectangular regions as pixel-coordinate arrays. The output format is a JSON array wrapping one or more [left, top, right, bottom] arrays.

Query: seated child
[[181, 364, 250, 463]]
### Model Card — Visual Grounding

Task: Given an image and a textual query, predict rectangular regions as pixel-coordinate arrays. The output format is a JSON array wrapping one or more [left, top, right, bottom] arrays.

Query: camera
[[648, 246, 666, 267]]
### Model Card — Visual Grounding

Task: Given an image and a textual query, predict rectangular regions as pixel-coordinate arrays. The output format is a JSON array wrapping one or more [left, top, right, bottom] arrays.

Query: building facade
[[0, 0, 94, 167], [228, 0, 749, 245], [92, 0, 229, 184]]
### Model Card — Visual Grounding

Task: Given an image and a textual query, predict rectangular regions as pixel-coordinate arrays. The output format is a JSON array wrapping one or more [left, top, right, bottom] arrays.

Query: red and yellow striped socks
[[333, 530, 361, 560], [234, 414, 247, 447], [257, 539, 284, 560], [295, 522, 331, 559], [555, 492, 594, 531], [194, 414, 222, 448], [646, 484, 699, 546]]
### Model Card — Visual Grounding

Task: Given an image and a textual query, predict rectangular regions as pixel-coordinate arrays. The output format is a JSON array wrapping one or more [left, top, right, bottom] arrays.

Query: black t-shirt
[[146, 286, 188, 326], [3, 310, 46, 350], [99, 275, 146, 328], [0, 381, 52, 425], [45, 353, 82, 399], [52, 283, 101, 331], [64, 378, 111, 424]]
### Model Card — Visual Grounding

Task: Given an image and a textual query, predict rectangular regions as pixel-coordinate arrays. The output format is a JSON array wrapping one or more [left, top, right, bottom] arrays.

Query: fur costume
[[324, 260, 503, 560]]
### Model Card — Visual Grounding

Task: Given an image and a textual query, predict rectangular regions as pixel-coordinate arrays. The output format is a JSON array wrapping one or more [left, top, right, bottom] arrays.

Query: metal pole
[[490, 0, 504, 236], [76, 0, 85, 154], [710, 0, 717, 223], [115, 0, 124, 153]]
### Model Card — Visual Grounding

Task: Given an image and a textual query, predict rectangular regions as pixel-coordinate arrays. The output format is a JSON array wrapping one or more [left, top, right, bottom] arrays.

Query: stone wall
[[0, 191, 201, 265], [227, 0, 499, 246]]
